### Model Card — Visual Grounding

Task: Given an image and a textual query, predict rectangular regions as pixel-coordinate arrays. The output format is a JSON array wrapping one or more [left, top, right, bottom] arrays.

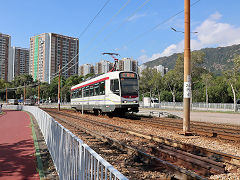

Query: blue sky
[[1, 0, 240, 65]]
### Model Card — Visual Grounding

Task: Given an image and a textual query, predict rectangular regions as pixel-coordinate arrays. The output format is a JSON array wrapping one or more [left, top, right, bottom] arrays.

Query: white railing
[[140, 102, 239, 112], [4, 105, 127, 180]]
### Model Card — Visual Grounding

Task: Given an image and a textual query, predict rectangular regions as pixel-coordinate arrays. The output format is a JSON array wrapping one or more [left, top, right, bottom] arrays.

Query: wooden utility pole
[[24, 83, 26, 105], [183, 0, 191, 134], [6, 88, 7, 104], [38, 81, 40, 105], [58, 65, 61, 111]]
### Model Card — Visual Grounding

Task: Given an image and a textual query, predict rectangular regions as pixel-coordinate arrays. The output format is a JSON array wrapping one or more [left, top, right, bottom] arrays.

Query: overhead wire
[[118, 0, 201, 50], [0, 82, 39, 92], [84, 0, 201, 62], [50, 0, 133, 81], [103, 0, 151, 42], [79, 0, 111, 38], [32, 0, 201, 83], [52, 0, 111, 78], [81, 0, 132, 53]]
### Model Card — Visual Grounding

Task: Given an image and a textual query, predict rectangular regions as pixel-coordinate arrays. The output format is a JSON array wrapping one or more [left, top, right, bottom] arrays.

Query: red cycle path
[[0, 110, 39, 180]]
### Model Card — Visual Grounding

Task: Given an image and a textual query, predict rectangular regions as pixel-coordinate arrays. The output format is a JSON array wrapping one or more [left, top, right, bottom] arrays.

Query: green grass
[[26, 111, 45, 179]]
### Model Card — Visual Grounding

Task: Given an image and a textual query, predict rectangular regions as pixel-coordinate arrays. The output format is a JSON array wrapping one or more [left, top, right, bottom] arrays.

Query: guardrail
[[140, 102, 240, 112], [3, 105, 128, 180]]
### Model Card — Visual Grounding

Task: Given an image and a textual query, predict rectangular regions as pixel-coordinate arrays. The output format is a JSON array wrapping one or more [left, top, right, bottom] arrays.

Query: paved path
[[139, 108, 240, 126], [0, 110, 39, 180]]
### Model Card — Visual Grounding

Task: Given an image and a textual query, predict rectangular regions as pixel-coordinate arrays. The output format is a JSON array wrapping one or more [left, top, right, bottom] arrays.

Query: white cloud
[[140, 12, 240, 62], [138, 54, 149, 63], [127, 13, 146, 22]]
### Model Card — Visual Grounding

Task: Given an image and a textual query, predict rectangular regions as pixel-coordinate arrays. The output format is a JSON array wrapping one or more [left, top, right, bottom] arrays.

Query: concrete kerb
[[26, 111, 45, 179]]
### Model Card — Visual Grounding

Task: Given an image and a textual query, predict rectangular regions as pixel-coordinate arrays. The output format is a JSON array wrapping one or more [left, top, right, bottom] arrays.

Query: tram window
[[73, 90, 76, 98], [85, 86, 90, 97], [99, 81, 105, 95], [110, 79, 119, 95], [90, 85, 94, 96], [82, 88, 85, 97], [79, 88, 82, 98], [75, 89, 79, 97], [94, 83, 100, 96]]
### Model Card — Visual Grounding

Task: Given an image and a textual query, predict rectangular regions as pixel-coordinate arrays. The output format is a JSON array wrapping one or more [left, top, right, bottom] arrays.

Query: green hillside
[[143, 44, 240, 74]]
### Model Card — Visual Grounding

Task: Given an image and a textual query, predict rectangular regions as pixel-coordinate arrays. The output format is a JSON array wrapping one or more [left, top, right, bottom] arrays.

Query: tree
[[223, 55, 240, 111], [139, 68, 158, 102], [201, 73, 213, 104], [49, 77, 65, 102], [168, 51, 206, 102], [40, 82, 50, 100], [12, 74, 34, 87], [208, 76, 230, 103], [152, 71, 163, 103], [84, 73, 95, 80], [62, 75, 83, 102], [163, 70, 180, 103]]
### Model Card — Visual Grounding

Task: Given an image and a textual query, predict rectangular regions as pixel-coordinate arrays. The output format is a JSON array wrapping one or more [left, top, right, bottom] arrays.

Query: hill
[[143, 44, 240, 74]]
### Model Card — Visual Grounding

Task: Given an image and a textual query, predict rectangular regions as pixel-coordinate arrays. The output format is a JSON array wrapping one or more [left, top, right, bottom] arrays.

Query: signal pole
[[58, 65, 61, 111], [24, 83, 26, 105], [38, 80, 40, 105], [183, 0, 191, 134], [6, 88, 7, 104]]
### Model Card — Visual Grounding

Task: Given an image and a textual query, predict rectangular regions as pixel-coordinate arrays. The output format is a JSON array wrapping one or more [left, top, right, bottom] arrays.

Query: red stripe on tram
[[71, 77, 109, 91]]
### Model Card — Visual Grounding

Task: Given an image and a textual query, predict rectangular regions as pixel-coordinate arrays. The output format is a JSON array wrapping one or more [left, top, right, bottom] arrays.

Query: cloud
[[140, 12, 240, 62], [127, 13, 147, 22], [138, 54, 149, 63]]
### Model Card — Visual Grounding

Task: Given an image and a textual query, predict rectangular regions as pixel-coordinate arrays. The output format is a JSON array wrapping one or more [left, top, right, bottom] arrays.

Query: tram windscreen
[[120, 73, 138, 97]]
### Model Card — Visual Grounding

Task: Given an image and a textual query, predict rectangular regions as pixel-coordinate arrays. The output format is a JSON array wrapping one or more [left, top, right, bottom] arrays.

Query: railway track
[[113, 113, 240, 141], [45, 110, 203, 179], [137, 114, 240, 141], [43, 108, 240, 179]]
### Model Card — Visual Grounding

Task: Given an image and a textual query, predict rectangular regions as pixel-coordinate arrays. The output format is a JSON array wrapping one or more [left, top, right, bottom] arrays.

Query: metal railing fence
[[3, 105, 127, 180], [140, 102, 239, 112]]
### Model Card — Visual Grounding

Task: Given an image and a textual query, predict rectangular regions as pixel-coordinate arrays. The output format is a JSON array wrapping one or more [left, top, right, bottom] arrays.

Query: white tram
[[71, 71, 139, 114]]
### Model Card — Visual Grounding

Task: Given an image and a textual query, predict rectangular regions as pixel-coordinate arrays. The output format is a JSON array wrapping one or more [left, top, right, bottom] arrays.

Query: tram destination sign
[[120, 72, 137, 78]]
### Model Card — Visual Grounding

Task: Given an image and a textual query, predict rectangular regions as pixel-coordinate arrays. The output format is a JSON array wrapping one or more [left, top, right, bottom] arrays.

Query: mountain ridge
[[143, 44, 240, 74]]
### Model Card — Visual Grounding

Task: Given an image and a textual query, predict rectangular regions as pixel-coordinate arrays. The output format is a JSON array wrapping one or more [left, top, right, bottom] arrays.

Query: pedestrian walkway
[[0, 110, 39, 180]]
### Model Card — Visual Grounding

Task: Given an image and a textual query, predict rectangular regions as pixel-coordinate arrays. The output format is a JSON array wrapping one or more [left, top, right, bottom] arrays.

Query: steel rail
[[117, 114, 240, 141], [44, 109, 234, 177], [43, 108, 240, 168], [49, 112, 206, 180]]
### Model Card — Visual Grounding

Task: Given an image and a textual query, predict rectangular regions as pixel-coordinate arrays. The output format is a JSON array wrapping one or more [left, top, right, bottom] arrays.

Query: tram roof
[[71, 71, 127, 90]]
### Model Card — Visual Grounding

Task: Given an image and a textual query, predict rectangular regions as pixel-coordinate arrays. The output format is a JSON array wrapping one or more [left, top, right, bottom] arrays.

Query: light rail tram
[[71, 71, 139, 114]]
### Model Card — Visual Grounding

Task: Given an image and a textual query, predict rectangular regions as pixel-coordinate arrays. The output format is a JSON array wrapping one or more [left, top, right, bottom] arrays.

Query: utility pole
[[38, 80, 40, 105], [183, 0, 191, 134], [6, 88, 7, 104], [82, 89, 84, 114], [58, 65, 61, 111], [24, 83, 26, 105]]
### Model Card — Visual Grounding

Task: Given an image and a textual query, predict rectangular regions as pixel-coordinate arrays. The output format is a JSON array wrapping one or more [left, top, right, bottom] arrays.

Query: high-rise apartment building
[[79, 64, 94, 76], [11, 47, 29, 80], [94, 62, 102, 74], [117, 58, 138, 73], [95, 60, 112, 74], [154, 65, 168, 76], [29, 33, 79, 83], [0, 33, 11, 81]]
